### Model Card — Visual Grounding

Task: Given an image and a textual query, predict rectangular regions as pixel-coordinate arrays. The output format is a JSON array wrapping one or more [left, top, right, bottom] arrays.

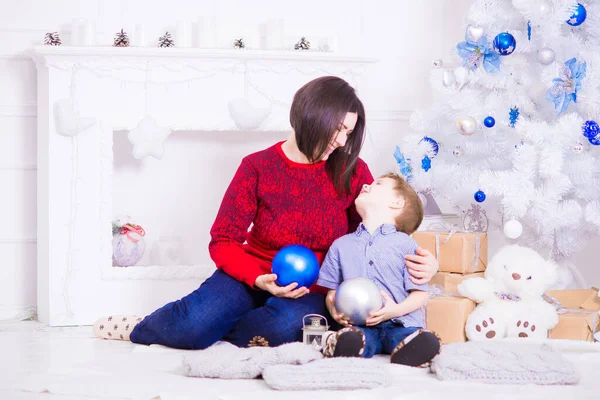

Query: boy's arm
[[389, 290, 428, 318], [366, 290, 428, 326], [316, 242, 342, 290]]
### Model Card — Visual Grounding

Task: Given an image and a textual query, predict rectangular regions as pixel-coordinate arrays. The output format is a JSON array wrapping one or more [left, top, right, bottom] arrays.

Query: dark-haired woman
[[93, 76, 439, 349]]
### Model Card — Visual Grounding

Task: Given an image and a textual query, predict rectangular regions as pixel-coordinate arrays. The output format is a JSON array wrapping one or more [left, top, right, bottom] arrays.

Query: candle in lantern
[[302, 314, 328, 350]]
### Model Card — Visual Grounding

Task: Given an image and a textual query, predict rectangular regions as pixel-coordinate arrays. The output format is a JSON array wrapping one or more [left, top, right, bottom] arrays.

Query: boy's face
[[355, 177, 403, 213]]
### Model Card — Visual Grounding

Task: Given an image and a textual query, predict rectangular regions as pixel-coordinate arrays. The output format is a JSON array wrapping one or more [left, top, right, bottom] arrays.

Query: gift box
[[412, 231, 487, 274], [546, 288, 600, 342], [430, 272, 485, 295], [426, 296, 475, 344]]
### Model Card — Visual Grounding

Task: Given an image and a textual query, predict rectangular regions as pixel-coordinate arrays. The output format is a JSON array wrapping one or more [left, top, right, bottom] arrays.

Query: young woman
[[94, 76, 439, 349]]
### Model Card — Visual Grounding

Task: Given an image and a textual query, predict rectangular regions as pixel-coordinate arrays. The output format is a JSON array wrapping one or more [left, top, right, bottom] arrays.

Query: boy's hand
[[254, 274, 309, 299], [326, 290, 351, 327], [365, 291, 398, 326]]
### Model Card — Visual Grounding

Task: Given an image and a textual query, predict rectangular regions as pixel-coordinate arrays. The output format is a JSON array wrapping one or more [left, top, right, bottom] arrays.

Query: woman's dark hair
[[290, 76, 366, 195]]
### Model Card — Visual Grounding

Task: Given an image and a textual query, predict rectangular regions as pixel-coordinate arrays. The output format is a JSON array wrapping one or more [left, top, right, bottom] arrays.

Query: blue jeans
[[355, 321, 420, 358], [129, 269, 327, 349]]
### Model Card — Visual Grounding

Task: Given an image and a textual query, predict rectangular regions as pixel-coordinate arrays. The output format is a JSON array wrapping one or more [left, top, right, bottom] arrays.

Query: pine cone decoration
[[233, 38, 245, 49], [248, 336, 269, 347], [113, 29, 130, 47], [158, 32, 174, 48], [294, 37, 310, 51], [44, 32, 61, 46]]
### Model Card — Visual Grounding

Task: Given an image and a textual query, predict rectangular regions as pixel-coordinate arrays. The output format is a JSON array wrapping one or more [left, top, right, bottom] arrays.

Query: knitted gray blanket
[[431, 341, 579, 385]]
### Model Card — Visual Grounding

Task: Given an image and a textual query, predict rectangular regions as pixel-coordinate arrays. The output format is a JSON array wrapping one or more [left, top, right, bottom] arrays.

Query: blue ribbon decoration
[[394, 146, 413, 182], [456, 28, 501, 73], [546, 58, 587, 114]]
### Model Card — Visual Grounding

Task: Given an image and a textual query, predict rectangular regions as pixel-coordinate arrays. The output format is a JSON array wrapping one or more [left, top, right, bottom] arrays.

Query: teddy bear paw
[[475, 317, 497, 339], [515, 320, 536, 338]]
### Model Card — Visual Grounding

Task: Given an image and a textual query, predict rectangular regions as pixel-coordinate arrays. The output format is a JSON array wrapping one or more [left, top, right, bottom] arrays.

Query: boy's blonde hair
[[380, 172, 424, 235]]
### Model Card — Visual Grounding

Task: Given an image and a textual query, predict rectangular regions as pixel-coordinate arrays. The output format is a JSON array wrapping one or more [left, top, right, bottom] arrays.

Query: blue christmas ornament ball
[[589, 135, 600, 146], [474, 190, 486, 203], [493, 32, 516, 56], [271, 244, 320, 288], [566, 3, 587, 26], [484, 116, 496, 128], [582, 120, 599, 138]]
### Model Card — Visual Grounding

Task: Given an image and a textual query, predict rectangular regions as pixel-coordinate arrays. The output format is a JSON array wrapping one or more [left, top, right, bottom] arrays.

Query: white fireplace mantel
[[31, 46, 377, 326]]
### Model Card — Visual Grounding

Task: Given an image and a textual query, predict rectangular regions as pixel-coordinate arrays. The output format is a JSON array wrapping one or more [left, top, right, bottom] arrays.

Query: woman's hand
[[365, 291, 397, 326], [254, 274, 309, 299], [405, 247, 439, 285], [325, 290, 351, 327]]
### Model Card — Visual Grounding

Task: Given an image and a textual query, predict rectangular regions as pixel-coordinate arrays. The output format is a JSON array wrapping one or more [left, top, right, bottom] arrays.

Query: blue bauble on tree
[[566, 3, 587, 26], [582, 120, 599, 138], [271, 244, 320, 288], [474, 190, 486, 203], [589, 135, 600, 146], [484, 116, 496, 128], [493, 32, 516, 56]]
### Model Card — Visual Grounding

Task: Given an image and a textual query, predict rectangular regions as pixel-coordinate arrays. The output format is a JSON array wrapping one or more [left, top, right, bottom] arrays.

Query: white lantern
[[302, 314, 328, 350]]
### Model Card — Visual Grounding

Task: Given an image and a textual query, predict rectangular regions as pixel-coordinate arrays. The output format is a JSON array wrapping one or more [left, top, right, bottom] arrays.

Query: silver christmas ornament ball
[[433, 58, 443, 68], [457, 117, 478, 136], [452, 147, 463, 157], [334, 277, 383, 326], [573, 142, 584, 154], [537, 48, 555, 65]]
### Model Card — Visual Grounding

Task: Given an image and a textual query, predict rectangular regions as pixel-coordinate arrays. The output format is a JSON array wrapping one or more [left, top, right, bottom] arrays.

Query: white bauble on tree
[[537, 48, 555, 65], [504, 220, 523, 239], [457, 117, 478, 136]]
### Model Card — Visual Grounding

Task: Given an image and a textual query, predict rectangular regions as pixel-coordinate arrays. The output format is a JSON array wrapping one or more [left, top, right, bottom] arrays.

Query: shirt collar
[[356, 223, 397, 236]]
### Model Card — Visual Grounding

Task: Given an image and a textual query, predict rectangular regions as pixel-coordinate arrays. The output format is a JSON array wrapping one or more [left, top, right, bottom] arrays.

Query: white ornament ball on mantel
[[503, 219, 523, 239]]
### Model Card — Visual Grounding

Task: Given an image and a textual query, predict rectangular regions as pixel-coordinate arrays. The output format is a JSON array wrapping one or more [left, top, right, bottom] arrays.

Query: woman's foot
[[322, 327, 365, 357], [93, 315, 142, 341], [390, 330, 441, 367]]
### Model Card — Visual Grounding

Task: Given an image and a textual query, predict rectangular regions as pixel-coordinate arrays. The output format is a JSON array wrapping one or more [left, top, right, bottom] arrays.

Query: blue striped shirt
[[317, 223, 427, 328]]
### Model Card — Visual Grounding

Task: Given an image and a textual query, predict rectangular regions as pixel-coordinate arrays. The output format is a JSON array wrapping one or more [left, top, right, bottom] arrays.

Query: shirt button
[[369, 260, 374, 265], [368, 241, 373, 246]]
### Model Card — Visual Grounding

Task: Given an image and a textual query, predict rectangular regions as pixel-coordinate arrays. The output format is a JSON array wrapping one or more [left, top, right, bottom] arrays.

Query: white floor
[[1, 321, 599, 400]]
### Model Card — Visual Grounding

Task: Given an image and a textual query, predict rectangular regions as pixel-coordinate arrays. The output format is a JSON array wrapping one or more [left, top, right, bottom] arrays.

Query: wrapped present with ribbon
[[412, 225, 488, 274], [425, 285, 475, 344], [430, 272, 485, 295], [545, 288, 600, 342]]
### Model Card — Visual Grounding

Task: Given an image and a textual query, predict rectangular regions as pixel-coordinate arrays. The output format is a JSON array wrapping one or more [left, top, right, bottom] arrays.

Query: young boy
[[317, 173, 440, 367]]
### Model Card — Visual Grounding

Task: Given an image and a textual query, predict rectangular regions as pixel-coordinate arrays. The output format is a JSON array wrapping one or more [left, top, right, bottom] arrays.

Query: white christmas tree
[[402, 0, 600, 289]]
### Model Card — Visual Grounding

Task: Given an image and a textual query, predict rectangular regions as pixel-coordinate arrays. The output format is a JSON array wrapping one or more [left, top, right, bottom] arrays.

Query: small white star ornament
[[128, 116, 172, 160]]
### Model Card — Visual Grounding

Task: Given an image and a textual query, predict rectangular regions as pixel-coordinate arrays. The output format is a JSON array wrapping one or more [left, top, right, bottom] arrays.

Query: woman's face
[[318, 112, 358, 161]]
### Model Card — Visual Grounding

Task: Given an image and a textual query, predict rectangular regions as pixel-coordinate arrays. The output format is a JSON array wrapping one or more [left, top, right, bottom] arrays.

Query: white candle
[[71, 18, 82, 45], [264, 18, 284, 50], [80, 21, 95, 46], [176, 21, 193, 48], [195, 16, 217, 48], [132, 24, 146, 47]]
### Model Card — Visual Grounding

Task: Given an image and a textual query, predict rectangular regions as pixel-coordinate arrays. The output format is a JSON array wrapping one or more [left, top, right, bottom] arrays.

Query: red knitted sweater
[[208, 141, 374, 294]]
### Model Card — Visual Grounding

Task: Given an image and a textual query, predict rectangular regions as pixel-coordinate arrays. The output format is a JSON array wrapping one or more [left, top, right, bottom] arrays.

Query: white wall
[[5, 0, 595, 322]]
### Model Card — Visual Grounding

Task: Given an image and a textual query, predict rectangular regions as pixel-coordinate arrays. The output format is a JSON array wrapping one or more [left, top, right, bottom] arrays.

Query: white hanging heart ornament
[[454, 67, 469, 90], [443, 70, 456, 87], [467, 25, 484, 42]]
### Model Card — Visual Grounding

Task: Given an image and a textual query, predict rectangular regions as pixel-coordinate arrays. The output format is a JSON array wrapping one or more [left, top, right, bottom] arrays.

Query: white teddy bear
[[457, 244, 559, 341]]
